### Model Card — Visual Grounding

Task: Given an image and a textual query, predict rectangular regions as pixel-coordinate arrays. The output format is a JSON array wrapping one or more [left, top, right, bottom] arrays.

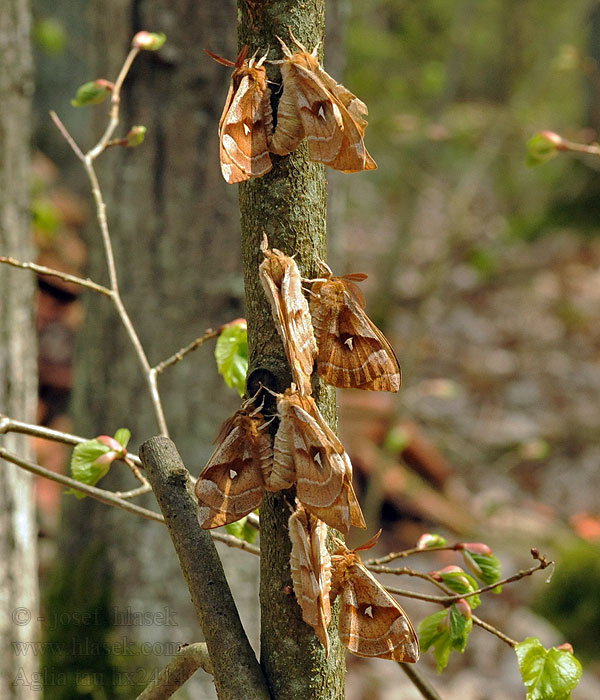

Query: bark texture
[[238, 2, 346, 698], [45, 3, 260, 699], [0, 0, 39, 697], [139, 436, 270, 700]]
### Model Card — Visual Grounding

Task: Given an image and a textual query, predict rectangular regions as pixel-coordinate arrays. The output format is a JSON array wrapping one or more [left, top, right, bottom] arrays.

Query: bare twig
[[0, 256, 112, 296], [152, 328, 221, 376], [49, 110, 85, 161], [366, 544, 460, 566], [471, 613, 517, 648], [398, 664, 443, 700], [135, 642, 213, 700], [0, 446, 164, 523]]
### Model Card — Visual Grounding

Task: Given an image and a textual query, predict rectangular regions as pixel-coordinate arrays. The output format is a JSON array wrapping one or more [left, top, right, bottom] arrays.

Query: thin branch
[[88, 47, 140, 160], [471, 613, 517, 648], [0, 447, 164, 523], [135, 642, 213, 700], [0, 257, 112, 296], [49, 110, 85, 161], [152, 328, 221, 375], [366, 544, 458, 567], [0, 414, 142, 466], [398, 664, 443, 700]]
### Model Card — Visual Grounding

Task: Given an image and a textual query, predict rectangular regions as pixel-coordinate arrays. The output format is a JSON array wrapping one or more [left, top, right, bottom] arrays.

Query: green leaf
[[383, 425, 411, 454], [448, 603, 472, 652], [418, 609, 448, 650], [526, 132, 562, 167], [516, 638, 582, 700], [113, 428, 131, 449], [71, 80, 112, 107], [224, 515, 258, 544], [125, 125, 146, 147], [416, 533, 448, 549], [432, 634, 452, 673], [69, 439, 113, 497], [132, 31, 167, 51], [215, 323, 248, 397], [33, 18, 67, 55], [438, 569, 481, 608], [462, 549, 502, 590]]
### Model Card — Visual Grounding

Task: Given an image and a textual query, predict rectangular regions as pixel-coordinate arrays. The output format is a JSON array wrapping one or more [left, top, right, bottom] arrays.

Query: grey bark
[[45, 2, 260, 698], [238, 2, 346, 698], [0, 0, 39, 697], [139, 436, 270, 700]]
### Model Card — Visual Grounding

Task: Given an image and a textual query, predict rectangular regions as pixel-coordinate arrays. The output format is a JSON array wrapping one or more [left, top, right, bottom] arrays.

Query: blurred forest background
[[19, 0, 600, 698]]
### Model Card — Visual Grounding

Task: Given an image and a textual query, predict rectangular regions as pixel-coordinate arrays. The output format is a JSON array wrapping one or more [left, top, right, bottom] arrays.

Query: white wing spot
[[243, 123, 251, 136], [313, 452, 322, 467], [318, 104, 326, 120], [229, 469, 238, 479], [364, 606, 373, 618], [344, 336, 354, 351]]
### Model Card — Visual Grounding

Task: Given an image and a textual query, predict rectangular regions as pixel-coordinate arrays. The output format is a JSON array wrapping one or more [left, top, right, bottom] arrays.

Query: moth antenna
[[316, 257, 333, 277], [257, 380, 278, 399], [302, 285, 318, 297], [256, 47, 270, 67], [287, 27, 308, 53], [259, 415, 276, 430], [260, 232, 269, 254], [204, 48, 237, 68], [275, 35, 293, 58], [311, 41, 321, 58]]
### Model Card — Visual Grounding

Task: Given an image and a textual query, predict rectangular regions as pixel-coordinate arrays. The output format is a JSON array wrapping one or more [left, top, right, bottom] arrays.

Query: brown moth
[[288, 505, 332, 657], [330, 532, 420, 663], [195, 396, 272, 528], [309, 261, 401, 392], [259, 235, 317, 396], [206, 45, 273, 184], [269, 32, 376, 173], [267, 386, 366, 533]]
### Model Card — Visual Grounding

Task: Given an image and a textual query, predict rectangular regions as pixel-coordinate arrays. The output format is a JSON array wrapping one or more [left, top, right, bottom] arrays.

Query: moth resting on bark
[[269, 32, 377, 173], [206, 45, 273, 183], [266, 385, 366, 534], [309, 261, 401, 392], [330, 532, 420, 663], [259, 235, 317, 397], [288, 505, 332, 657], [195, 396, 272, 528]]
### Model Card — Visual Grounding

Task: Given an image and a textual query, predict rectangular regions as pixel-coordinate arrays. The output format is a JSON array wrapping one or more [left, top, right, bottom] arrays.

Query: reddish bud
[[457, 542, 492, 555], [97, 435, 125, 453], [93, 451, 119, 466], [556, 642, 574, 654], [125, 125, 147, 147], [455, 598, 472, 619], [132, 31, 166, 51], [416, 533, 447, 549]]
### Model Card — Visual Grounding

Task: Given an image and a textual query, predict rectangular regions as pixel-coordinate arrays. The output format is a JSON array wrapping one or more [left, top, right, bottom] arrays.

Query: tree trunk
[[0, 0, 39, 697], [43, 3, 260, 699], [238, 2, 346, 698]]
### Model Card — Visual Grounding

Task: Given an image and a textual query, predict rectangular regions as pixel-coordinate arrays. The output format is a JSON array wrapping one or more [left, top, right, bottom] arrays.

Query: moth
[[288, 505, 332, 657], [195, 395, 272, 528], [269, 32, 376, 173], [259, 235, 317, 396], [330, 532, 420, 663], [267, 386, 366, 533], [206, 45, 273, 183], [309, 261, 401, 392]]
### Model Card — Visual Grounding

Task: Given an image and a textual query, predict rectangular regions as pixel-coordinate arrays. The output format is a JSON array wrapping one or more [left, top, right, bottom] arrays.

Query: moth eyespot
[[229, 469, 238, 479]]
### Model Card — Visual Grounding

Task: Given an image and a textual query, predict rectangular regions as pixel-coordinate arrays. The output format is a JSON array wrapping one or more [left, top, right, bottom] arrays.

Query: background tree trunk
[[0, 0, 39, 697], [238, 1, 346, 698], [42, 2, 260, 699]]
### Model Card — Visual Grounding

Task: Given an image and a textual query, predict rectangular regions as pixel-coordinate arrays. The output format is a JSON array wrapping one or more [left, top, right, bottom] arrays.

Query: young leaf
[[132, 31, 166, 51], [224, 515, 258, 544], [437, 567, 481, 608], [70, 439, 114, 497], [416, 533, 448, 549], [214, 321, 248, 397], [462, 549, 502, 591], [113, 428, 131, 449], [516, 637, 582, 700], [418, 609, 453, 673], [526, 131, 564, 167], [71, 80, 113, 107], [448, 603, 472, 652]]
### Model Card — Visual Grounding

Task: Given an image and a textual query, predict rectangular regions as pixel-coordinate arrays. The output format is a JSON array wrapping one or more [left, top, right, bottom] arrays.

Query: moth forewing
[[288, 507, 332, 657], [259, 241, 316, 396], [310, 274, 401, 392], [269, 36, 376, 172], [331, 544, 419, 663], [195, 404, 272, 529], [210, 47, 273, 183]]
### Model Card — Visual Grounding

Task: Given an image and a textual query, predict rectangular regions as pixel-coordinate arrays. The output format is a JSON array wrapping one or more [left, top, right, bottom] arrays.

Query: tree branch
[[139, 436, 271, 700], [135, 642, 213, 700], [0, 256, 112, 296], [398, 664, 443, 700], [152, 327, 221, 376]]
